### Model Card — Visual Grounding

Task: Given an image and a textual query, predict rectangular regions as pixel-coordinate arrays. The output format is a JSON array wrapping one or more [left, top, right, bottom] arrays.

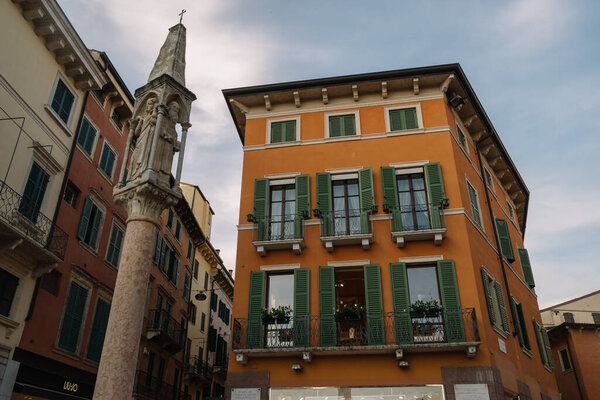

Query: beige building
[[0, 0, 105, 394], [541, 291, 600, 327]]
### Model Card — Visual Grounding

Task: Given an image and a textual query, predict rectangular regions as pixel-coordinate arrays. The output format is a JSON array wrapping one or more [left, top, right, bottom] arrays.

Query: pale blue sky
[[59, 0, 600, 307]]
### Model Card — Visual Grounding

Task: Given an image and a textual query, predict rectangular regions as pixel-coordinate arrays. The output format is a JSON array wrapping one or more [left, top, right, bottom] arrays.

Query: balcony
[[146, 309, 184, 354], [232, 309, 479, 363], [184, 356, 212, 384], [250, 213, 305, 256], [0, 180, 68, 264], [383, 202, 447, 248], [316, 208, 374, 252], [132, 370, 190, 400]]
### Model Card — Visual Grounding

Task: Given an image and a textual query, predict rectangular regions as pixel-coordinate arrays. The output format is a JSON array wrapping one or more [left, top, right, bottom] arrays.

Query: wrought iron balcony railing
[[0, 180, 68, 260], [232, 308, 479, 350], [147, 309, 184, 350], [132, 370, 190, 400], [251, 214, 304, 242], [316, 208, 374, 238], [383, 202, 446, 232], [184, 356, 212, 382]]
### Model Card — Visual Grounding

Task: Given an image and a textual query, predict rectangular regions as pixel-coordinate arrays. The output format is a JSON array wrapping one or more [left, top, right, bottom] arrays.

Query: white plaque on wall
[[498, 337, 507, 354], [454, 384, 490, 400], [232, 388, 261, 400]]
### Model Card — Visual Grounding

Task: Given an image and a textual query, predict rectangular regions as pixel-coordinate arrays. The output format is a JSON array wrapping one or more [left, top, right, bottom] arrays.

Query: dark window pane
[[407, 266, 440, 305]]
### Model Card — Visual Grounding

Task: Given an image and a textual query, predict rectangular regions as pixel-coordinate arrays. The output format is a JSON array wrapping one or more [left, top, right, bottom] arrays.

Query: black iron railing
[[0, 180, 68, 260], [184, 356, 212, 382], [316, 208, 374, 238], [251, 214, 304, 242], [232, 308, 478, 350], [383, 202, 446, 232], [147, 309, 184, 348], [132, 370, 190, 400]]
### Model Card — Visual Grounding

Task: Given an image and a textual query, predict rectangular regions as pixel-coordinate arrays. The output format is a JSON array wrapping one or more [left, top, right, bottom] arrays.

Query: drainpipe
[[475, 136, 518, 336], [179, 284, 192, 400]]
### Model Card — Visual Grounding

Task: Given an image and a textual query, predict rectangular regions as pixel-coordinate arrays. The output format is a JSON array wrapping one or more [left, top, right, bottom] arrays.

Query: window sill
[[52, 346, 81, 361], [391, 228, 446, 248], [252, 238, 305, 256], [96, 167, 114, 186], [103, 260, 118, 271], [44, 104, 73, 136], [76, 143, 95, 163], [493, 326, 510, 339], [320, 233, 373, 252], [78, 240, 98, 256], [522, 347, 533, 358]]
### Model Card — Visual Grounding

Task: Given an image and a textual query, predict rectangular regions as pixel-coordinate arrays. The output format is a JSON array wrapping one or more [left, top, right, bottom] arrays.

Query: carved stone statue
[[128, 97, 158, 182], [154, 100, 181, 183]]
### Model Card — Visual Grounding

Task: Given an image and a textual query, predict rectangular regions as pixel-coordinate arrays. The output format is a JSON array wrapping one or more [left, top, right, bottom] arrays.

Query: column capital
[[181, 121, 192, 130], [114, 181, 181, 222]]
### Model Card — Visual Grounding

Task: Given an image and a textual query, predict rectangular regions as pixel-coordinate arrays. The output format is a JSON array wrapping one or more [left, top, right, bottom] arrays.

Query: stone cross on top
[[179, 9, 186, 24]]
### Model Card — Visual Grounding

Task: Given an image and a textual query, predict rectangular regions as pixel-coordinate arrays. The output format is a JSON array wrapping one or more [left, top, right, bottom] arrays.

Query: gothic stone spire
[[148, 23, 187, 86]]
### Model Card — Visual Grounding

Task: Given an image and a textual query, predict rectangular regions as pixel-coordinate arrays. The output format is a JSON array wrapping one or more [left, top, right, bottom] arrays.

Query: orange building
[[223, 64, 559, 400]]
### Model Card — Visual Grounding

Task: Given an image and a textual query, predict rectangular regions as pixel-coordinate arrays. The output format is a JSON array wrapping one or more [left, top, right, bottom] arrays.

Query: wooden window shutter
[[495, 218, 515, 262], [246, 270, 265, 349], [77, 197, 94, 241], [389, 262, 413, 344], [380, 167, 402, 232], [253, 178, 269, 241], [342, 114, 356, 136], [270, 122, 283, 143], [494, 281, 510, 333], [593, 313, 600, 324], [284, 121, 296, 142], [329, 116, 342, 137], [437, 260, 465, 342], [424, 162, 445, 229], [518, 248, 536, 288], [19, 162, 49, 221], [318, 266, 336, 347], [86, 299, 110, 362], [89, 207, 103, 249], [315, 173, 332, 236], [294, 174, 310, 239], [293, 268, 310, 347], [404, 108, 418, 129], [563, 312, 574, 323], [58, 282, 88, 352], [389, 108, 418, 131], [358, 167, 374, 234], [510, 297, 525, 348], [364, 264, 384, 345], [106, 225, 118, 265], [541, 327, 554, 369], [480, 267, 496, 326], [533, 319, 548, 366]]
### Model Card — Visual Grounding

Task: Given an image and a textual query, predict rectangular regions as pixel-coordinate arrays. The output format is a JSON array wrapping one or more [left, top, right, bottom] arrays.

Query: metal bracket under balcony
[[384, 203, 447, 248], [146, 309, 184, 354], [250, 214, 305, 256], [317, 209, 374, 252]]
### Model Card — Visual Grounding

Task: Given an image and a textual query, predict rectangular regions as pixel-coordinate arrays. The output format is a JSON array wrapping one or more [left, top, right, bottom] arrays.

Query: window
[[456, 124, 467, 152], [51, 78, 75, 123], [484, 168, 495, 192], [63, 181, 80, 208], [389, 108, 418, 131], [563, 312, 574, 323], [269, 184, 296, 240], [190, 304, 196, 324], [328, 114, 357, 137], [77, 117, 97, 155], [166, 251, 180, 287], [58, 281, 89, 352], [167, 209, 174, 228], [407, 265, 441, 308], [77, 197, 104, 249], [86, 298, 110, 362], [187, 241, 192, 261], [146, 351, 155, 388], [193, 260, 199, 280], [495, 218, 515, 262], [0, 269, 19, 317], [270, 120, 296, 143], [210, 293, 218, 311], [507, 203, 514, 220], [593, 313, 600, 324], [481, 267, 509, 333], [467, 181, 482, 227], [218, 300, 231, 325], [106, 223, 125, 267], [203, 271, 208, 290], [332, 179, 361, 235], [19, 161, 50, 222], [111, 109, 123, 130], [511, 297, 531, 351], [99, 142, 116, 179], [183, 270, 191, 301], [559, 348, 572, 372], [201, 312, 206, 331], [175, 220, 181, 241], [397, 173, 430, 231]]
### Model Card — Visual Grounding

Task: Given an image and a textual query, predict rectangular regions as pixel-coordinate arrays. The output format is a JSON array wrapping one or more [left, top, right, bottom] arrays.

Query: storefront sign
[[64, 380, 79, 392], [232, 387, 261, 400], [454, 384, 490, 400]]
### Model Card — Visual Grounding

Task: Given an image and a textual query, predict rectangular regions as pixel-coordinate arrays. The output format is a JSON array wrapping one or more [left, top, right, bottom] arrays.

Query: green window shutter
[[541, 327, 554, 369], [480, 268, 496, 326], [518, 248, 535, 288], [19, 162, 49, 221], [389, 108, 418, 131], [380, 167, 402, 232], [315, 172, 332, 236], [389, 262, 412, 344], [293, 268, 310, 347], [404, 108, 418, 129], [294, 174, 310, 239], [253, 178, 269, 241], [51, 80, 74, 123], [153, 233, 161, 263], [246, 270, 265, 349], [342, 114, 356, 136], [78, 118, 96, 154], [77, 197, 93, 240], [424, 162, 445, 229], [510, 297, 524, 348], [364, 264, 384, 345], [563, 312, 574, 323], [329, 116, 342, 137], [89, 207, 103, 249], [437, 260, 465, 342], [517, 303, 530, 350], [358, 167, 374, 234], [284, 121, 296, 142], [318, 266, 336, 347], [389, 109, 403, 131], [494, 281, 510, 333], [106, 225, 118, 264], [533, 320, 547, 366], [495, 218, 515, 262], [86, 299, 110, 362], [270, 122, 283, 143], [593, 313, 600, 324], [58, 282, 88, 352], [467, 182, 482, 227]]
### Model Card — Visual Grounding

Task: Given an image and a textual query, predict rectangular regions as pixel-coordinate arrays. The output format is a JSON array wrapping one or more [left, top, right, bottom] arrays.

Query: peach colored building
[[223, 64, 559, 400]]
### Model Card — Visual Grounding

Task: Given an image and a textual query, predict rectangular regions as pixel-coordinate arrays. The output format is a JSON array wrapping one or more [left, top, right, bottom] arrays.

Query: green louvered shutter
[[425, 162, 445, 229], [404, 108, 418, 129], [389, 110, 403, 131], [533, 320, 547, 366], [19, 162, 49, 221], [77, 118, 96, 155], [389, 262, 413, 344], [316, 173, 332, 236], [253, 179, 269, 241], [343, 114, 356, 136], [271, 122, 283, 143], [86, 299, 110, 362], [494, 281, 510, 333], [381, 166, 402, 232], [329, 116, 342, 137], [58, 282, 88, 352], [318, 266, 336, 347], [389, 108, 418, 131], [358, 168, 374, 234], [437, 260, 465, 343], [89, 208, 103, 249], [293, 268, 310, 347], [510, 297, 524, 348], [284, 121, 296, 142], [77, 197, 93, 240], [518, 248, 535, 288], [495, 218, 515, 262], [480, 268, 496, 326], [364, 264, 384, 345], [294, 174, 310, 239], [247, 270, 265, 349], [541, 327, 554, 369]]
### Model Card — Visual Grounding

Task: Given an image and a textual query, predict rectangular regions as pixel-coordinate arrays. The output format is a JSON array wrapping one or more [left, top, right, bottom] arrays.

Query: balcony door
[[269, 185, 295, 240], [332, 179, 361, 236], [397, 173, 430, 231]]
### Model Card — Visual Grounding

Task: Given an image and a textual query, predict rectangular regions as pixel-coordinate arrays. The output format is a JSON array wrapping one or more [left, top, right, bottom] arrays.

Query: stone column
[[175, 122, 191, 185], [93, 184, 178, 400]]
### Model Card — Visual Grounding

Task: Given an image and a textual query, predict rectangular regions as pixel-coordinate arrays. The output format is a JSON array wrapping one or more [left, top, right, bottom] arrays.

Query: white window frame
[[452, 111, 473, 157], [47, 73, 79, 132], [76, 115, 100, 159], [384, 103, 424, 132], [105, 218, 125, 267], [466, 177, 484, 231], [266, 115, 301, 144], [558, 347, 573, 372], [98, 139, 119, 182], [324, 109, 361, 138], [484, 167, 496, 194], [55, 272, 93, 355]]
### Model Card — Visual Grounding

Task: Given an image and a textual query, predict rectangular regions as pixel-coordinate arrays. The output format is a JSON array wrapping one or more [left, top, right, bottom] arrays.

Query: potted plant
[[262, 306, 292, 324], [335, 304, 364, 322], [410, 299, 442, 318]]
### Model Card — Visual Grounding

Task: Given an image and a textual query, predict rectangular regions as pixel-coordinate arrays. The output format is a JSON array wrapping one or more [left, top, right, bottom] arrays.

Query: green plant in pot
[[410, 299, 442, 317], [335, 304, 364, 322], [262, 305, 292, 324]]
